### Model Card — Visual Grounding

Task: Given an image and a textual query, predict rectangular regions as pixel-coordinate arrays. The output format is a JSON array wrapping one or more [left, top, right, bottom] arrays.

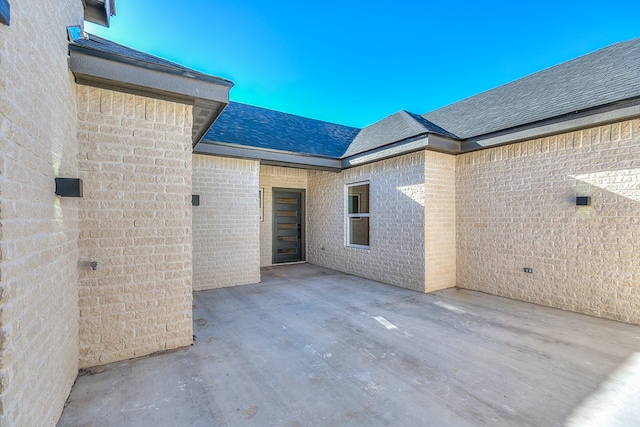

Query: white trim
[[346, 181, 370, 248]]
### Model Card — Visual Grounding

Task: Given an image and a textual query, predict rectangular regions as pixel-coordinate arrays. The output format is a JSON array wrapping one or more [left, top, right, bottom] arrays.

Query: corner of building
[[423, 150, 457, 293], [192, 154, 261, 290]]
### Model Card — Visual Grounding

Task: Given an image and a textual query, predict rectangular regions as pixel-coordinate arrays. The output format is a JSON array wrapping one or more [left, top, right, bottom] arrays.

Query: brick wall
[[456, 119, 640, 324], [77, 86, 194, 367], [308, 152, 428, 291], [0, 0, 83, 424], [424, 152, 456, 292], [259, 166, 308, 266], [192, 154, 260, 290]]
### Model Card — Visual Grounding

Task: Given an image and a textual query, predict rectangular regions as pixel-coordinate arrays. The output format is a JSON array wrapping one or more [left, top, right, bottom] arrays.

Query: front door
[[273, 189, 304, 263]]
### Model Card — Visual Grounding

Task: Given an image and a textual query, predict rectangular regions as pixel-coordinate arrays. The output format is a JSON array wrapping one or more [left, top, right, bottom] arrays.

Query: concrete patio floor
[[58, 264, 640, 426]]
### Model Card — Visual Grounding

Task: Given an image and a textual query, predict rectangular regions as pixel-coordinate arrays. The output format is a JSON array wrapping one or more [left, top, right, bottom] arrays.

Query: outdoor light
[[192, 195, 200, 206], [55, 178, 83, 197], [576, 196, 591, 206]]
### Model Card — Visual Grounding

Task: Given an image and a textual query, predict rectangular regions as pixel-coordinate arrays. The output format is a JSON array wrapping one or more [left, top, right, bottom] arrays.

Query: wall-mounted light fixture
[[192, 195, 200, 206], [55, 178, 83, 197], [576, 196, 591, 206]]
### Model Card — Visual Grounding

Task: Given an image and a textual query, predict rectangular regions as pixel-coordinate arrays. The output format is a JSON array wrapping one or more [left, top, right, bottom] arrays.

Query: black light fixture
[[55, 178, 83, 197], [576, 196, 591, 206], [192, 195, 200, 206]]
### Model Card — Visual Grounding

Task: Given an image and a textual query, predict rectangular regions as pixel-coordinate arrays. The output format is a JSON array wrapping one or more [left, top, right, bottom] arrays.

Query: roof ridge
[[423, 37, 640, 116], [422, 37, 640, 139]]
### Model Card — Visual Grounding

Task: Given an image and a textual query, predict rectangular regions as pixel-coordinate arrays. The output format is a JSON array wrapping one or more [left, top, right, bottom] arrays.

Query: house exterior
[[197, 39, 640, 321], [1, 0, 639, 424]]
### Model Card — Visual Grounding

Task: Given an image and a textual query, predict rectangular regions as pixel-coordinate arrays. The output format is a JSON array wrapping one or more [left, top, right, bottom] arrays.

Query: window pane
[[277, 223, 296, 230], [348, 194, 359, 214], [277, 248, 297, 254], [276, 198, 297, 204], [349, 217, 369, 246], [348, 184, 369, 214]]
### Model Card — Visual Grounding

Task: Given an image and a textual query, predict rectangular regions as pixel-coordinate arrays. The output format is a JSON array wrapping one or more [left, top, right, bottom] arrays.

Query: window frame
[[346, 181, 370, 248]]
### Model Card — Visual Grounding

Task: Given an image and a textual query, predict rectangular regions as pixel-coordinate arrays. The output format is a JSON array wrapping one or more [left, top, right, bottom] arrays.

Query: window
[[347, 182, 369, 247], [259, 188, 264, 221]]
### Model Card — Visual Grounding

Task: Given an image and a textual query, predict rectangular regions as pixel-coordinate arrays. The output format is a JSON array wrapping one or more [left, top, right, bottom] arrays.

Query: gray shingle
[[343, 110, 457, 158], [70, 33, 232, 86], [423, 38, 640, 139], [202, 102, 360, 158]]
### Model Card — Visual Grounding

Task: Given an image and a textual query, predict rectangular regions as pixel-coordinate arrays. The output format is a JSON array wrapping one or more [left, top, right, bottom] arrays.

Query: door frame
[[272, 188, 306, 264]]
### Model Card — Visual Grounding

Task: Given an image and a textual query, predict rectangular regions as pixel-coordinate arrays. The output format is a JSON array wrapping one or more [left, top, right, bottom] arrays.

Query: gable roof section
[[198, 39, 640, 168], [68, 31, 233, 145], [200, 105, 459, 169], [199, 102, 359, 159], [343, 110, 458, 158], [423, 38, 640, 141]]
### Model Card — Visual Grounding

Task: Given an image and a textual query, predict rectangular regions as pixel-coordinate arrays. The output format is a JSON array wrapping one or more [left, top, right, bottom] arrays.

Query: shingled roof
[[343, 110, 457, 157], [71, 32, 640, 166], [423, 38, 640, 140], [69, 30, 233, 145], [69, 32, 233, 86], [201, 102, 360, 158]]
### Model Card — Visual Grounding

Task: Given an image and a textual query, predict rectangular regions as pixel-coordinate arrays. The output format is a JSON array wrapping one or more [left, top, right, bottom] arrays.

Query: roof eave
[[69, 48, 232, 145], [194, 141, 343, 172], [342, 133, 461, 168], [461, 96, 640, 152]]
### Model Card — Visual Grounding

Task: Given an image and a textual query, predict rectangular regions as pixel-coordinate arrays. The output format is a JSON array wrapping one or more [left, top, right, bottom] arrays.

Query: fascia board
[[69, 50, 230, 104], [342, 134, 461, 168], [194, 142, 343, 171], [462, 98, 640, 152]]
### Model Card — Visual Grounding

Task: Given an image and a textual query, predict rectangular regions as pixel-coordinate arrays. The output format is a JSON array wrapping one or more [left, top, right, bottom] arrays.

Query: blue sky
[[86, 0, 640, 128]]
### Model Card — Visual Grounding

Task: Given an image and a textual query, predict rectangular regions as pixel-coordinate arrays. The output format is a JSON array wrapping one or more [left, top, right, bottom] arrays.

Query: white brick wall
[[192, 154, 260, 290], [259, 166, 308, 266], [424, 152, 456, 292], [0, 0, 83, 424], [456, 119, 640, 324], [308, 152, 432, 291], [77, 86, 194, 367]]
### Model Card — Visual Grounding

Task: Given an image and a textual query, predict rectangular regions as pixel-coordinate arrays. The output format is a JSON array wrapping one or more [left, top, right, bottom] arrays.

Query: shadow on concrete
[[58, 263, 640, 426]]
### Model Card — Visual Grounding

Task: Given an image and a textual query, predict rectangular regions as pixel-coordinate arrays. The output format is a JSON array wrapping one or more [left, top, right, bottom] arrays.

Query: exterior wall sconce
[[192, 195, 200, 206], [55, 178, 83, 197], [576, 196, 591, 206]]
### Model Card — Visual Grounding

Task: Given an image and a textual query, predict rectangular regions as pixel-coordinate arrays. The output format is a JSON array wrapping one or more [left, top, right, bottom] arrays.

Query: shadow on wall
[[570, 168, 640, 202], [570, 167, 640, 223], [397, 184, 425, 207]]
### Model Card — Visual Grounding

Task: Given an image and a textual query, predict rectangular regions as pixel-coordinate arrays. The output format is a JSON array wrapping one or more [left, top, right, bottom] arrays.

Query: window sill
[[346, 244, 370, 251]]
